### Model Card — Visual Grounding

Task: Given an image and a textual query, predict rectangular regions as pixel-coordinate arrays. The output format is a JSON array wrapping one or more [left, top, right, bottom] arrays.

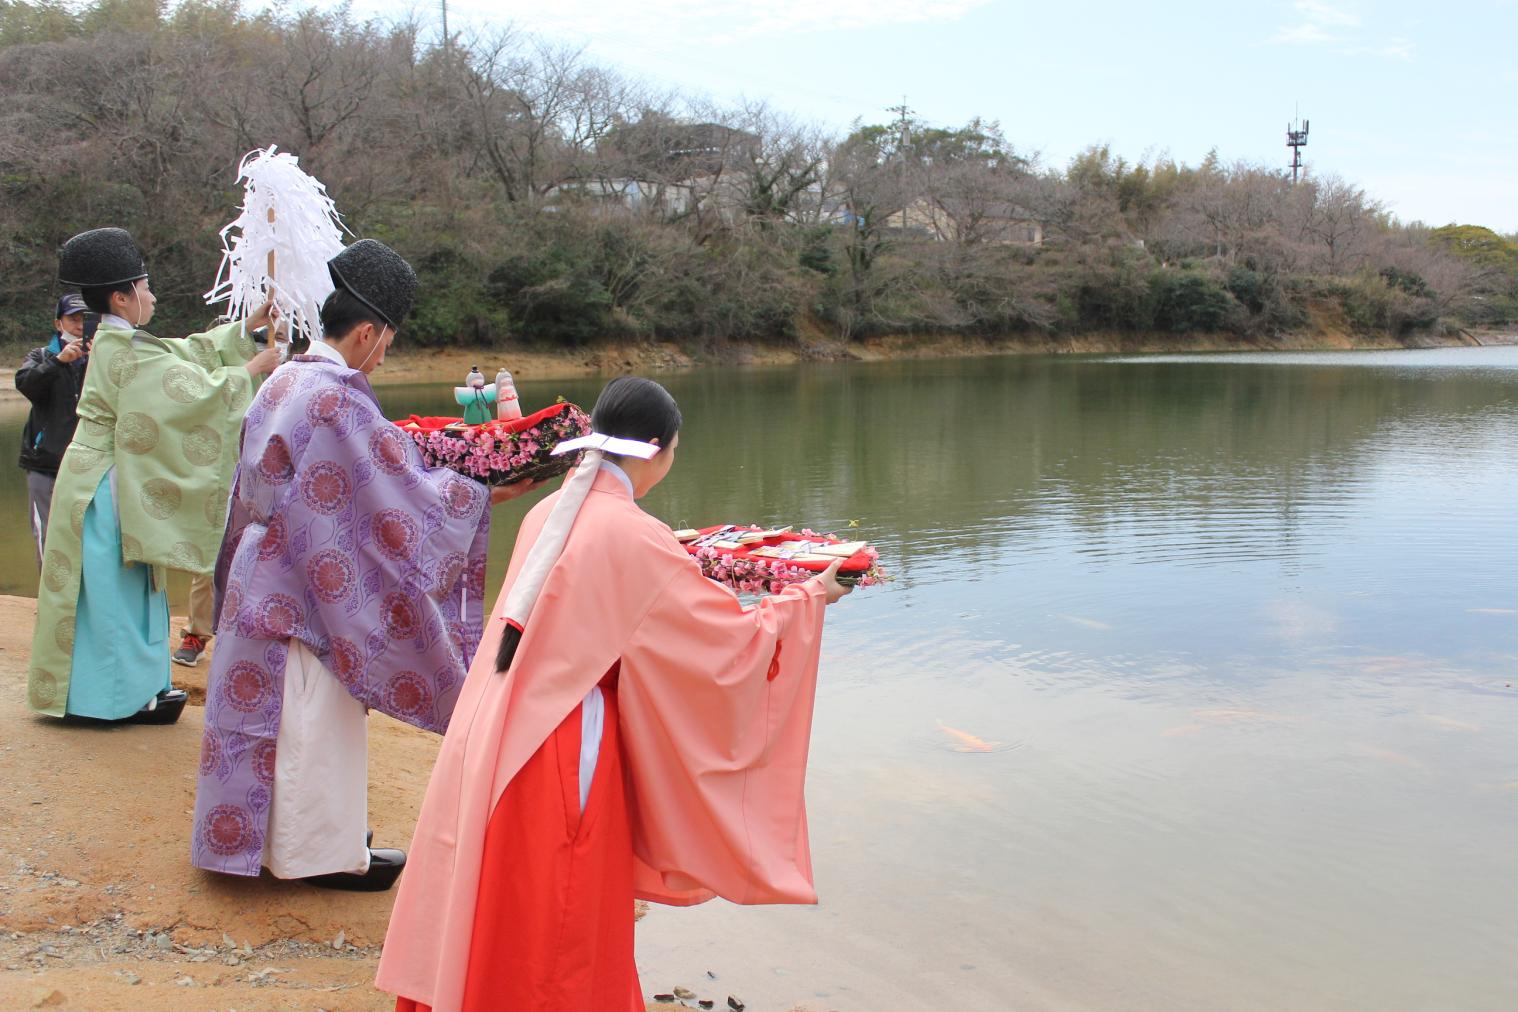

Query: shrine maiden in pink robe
[[377, 387, 841, 1009]]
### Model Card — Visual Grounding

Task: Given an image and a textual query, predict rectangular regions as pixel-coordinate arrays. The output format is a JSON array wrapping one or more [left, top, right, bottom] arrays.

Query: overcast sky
[[349, 0, 1518, 233]]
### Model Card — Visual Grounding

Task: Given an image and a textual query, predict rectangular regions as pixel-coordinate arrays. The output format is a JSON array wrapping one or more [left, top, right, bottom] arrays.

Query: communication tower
[[1287, 115, 1310, 183]]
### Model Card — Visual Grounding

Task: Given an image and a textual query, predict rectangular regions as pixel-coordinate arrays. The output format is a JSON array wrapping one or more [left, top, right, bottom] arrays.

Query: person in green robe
[[27, 227, 280, 725]]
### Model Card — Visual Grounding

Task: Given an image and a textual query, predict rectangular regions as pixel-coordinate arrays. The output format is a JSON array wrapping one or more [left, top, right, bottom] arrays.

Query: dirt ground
[[0, 597, 710, 1012]]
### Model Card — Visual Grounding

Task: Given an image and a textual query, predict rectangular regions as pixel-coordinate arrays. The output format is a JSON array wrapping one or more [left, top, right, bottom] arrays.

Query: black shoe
[[304, 849, 405, 892], [122, 689, 188, 726]]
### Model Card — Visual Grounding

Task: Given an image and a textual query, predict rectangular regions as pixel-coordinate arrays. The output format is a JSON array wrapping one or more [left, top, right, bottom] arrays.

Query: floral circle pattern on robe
[[190, 359, 490, 877]]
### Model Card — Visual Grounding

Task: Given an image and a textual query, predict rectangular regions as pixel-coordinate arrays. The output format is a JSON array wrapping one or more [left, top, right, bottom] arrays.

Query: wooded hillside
[[2, 0, 1514, 348]]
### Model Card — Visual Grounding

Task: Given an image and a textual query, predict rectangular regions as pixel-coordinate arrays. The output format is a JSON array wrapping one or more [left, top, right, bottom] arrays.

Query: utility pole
[[440, 0, 450, 51], [886, 97, 914, 150], [886, 98, 914, 227], [1287, 114, 1309, 183]]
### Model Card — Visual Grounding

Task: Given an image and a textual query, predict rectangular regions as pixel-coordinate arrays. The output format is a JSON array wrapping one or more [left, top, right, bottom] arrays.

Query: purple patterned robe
[[191, 356, 490, 876]]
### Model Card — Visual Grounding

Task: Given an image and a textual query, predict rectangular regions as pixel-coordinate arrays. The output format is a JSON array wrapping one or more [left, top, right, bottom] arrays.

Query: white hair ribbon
[[551, 432, 661, 459]]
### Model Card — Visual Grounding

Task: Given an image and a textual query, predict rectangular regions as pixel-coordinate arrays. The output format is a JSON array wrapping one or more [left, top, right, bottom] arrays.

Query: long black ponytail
[[495, 624, 524, 675]]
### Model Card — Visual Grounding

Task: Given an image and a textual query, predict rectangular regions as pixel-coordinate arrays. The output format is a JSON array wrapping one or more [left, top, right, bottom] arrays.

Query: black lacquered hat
[[57, 227, 148, 287], [327, 239, 417, 329]]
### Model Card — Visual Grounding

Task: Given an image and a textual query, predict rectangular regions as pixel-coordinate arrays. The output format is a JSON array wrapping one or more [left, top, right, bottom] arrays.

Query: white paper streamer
[[205, 146, 347, 345], [499, 435, 662, 659]]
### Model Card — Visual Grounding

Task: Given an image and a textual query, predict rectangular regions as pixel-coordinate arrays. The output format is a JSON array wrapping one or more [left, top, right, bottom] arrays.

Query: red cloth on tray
[[684, 525, 872, 576], [395, 401, 573, 435]]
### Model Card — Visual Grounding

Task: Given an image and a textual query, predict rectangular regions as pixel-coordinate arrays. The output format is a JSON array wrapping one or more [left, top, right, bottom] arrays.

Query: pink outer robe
[[376, 468, 829, 1010]]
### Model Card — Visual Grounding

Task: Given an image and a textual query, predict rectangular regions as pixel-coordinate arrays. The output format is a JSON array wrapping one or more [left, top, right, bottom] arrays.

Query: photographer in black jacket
[[16, 293, 90, 568]]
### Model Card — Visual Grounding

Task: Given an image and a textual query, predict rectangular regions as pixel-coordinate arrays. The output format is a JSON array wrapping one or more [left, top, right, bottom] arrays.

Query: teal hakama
[[26, 315, 255, 719], [28, 226, 256, 723], [65, 470, 170, 719]]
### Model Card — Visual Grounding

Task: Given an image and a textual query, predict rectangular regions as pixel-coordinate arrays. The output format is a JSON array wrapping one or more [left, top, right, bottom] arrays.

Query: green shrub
[[1067, 252, 1153, 331], [1147, 270, 1238, 333], [1225, 266, 1269, 313], [798, 227, 835, 275], [486, 243, 615, 348], [1378, 266, 1432, 298], [408, 247, 508, 348], [1335, 272, 1437, 336], [1225, 266, 1308, 334]]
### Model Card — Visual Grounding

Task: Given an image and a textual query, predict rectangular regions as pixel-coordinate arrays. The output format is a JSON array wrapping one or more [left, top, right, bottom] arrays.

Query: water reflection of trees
[[0, 358, 1512, 599], [626, 358, 1515, 581]]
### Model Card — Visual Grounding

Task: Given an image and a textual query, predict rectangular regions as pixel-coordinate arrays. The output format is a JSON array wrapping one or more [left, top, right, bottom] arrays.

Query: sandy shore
[[0, 597, 734, 1011]]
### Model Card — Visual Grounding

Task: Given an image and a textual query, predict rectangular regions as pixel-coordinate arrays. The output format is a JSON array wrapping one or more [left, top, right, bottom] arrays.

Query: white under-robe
[[572, 460, 634, 816], [263, 639, 370, 879]]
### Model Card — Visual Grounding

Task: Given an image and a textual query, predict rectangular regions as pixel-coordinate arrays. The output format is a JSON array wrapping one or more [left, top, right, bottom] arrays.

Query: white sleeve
[[578, 686, 605, 813]]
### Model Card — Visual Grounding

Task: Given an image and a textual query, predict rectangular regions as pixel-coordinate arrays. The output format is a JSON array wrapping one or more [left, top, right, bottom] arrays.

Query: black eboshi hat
[[57, 227, 149, 287], [326, 239, 417, 329]]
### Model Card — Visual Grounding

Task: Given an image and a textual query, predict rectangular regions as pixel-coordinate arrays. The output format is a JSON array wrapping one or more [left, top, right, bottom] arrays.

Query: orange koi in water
[[1423, 714, 1480, 733], [936, 721, 999, 753]]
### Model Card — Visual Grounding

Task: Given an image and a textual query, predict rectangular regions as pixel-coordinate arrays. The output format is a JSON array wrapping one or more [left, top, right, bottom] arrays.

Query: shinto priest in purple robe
[[191, 247, 490, 879]]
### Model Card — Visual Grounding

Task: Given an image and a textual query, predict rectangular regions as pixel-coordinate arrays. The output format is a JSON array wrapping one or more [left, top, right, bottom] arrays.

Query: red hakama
[[396, 673, 642, 1012], [379, 469, 828, 1010]]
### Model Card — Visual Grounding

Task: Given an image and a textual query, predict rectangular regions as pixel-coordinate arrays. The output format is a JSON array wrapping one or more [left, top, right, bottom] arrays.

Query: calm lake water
[[4, 348, 1517, 1010]]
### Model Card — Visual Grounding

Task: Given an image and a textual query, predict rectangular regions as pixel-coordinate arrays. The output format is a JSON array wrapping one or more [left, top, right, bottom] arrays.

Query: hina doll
[[377, 377, 853, 1010], [190, 240, 535, 890], [27, 227, 279, 724]]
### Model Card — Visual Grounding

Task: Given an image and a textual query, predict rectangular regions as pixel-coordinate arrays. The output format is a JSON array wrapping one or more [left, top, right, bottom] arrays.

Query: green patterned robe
[[28, 320, 257, 717]]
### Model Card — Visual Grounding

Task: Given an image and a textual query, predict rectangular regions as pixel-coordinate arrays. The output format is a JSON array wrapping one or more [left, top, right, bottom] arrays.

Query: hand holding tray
[[675, 524, 888, 593]]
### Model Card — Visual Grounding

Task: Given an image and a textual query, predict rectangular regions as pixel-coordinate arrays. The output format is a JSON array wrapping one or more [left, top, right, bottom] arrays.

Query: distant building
[[542, 121, 763, 223], [543, 118, 1043, 242], [897, 197, 1044, 246]]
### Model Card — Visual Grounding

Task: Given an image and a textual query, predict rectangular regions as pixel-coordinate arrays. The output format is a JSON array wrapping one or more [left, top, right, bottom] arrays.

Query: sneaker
[[172, 633, 208, 667]]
